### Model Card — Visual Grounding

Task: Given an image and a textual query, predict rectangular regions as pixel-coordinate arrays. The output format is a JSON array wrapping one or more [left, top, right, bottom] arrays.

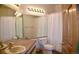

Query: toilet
[[43, 44, 54, 54], [38, 37, 54, 54]]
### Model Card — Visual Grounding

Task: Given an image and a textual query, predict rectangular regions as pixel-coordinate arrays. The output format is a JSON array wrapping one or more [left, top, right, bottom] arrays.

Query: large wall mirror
[[0, 4, 48, 41]]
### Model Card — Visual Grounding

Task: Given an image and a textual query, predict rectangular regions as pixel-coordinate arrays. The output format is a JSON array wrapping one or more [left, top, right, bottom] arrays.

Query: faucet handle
[[8, 42, 14, 49]]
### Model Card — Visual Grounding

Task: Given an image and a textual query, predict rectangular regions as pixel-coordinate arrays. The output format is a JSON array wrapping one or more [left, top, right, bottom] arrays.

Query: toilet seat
[[44, 44, 53, 50]]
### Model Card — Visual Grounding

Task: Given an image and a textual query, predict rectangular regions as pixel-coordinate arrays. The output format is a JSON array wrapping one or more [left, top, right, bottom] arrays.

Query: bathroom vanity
[[10, 39, 36, 54], [2, 39, 36, 54]]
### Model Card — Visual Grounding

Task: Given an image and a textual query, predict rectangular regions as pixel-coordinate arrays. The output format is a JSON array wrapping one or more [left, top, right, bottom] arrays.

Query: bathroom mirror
[[0, 4, 48, 41]]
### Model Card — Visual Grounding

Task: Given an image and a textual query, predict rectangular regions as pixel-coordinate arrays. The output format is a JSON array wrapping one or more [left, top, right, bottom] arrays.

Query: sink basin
[[0, 44, 7, 50], [0, 44, 7, 54], [4, 45, 26, 54]]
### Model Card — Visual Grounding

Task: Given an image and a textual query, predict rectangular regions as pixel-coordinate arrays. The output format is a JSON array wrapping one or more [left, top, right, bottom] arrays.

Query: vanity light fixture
[[26, 6, 46, 16], [27, 7, 45, 13]]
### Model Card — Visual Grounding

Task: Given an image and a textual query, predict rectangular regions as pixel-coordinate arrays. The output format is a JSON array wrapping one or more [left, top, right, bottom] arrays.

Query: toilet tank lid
[[44, 44, 53, 48]]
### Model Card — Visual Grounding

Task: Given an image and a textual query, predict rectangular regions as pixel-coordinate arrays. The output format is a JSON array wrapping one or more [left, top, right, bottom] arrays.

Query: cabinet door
[[62, 5, 77, 54]]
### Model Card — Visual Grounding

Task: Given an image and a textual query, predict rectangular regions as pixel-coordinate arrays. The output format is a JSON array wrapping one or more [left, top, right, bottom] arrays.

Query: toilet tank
[[36, 36, 48, 48], [38, 37, 48, 45]]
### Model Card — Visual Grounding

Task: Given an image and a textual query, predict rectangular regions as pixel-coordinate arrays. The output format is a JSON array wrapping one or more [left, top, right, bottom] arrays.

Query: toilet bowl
[[44, 44, 53, 50], [43, 44, 53, 54]]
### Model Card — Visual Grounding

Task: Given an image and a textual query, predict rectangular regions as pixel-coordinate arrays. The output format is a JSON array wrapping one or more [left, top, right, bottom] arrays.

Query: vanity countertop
[[4, 39, 36, 54]]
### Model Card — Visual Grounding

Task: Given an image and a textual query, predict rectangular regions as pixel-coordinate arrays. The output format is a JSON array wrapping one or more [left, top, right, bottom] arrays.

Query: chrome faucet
[[8, 42, 14, 49]]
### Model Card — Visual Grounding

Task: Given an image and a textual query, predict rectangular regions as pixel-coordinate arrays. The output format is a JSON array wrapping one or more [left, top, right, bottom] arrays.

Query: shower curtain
[[48, 12, 62, 52]]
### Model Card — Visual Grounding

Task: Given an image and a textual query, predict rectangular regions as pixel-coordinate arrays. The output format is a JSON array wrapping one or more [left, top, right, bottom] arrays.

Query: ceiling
[[0, 4, 15, 16], [0, 4, 63, 16]]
